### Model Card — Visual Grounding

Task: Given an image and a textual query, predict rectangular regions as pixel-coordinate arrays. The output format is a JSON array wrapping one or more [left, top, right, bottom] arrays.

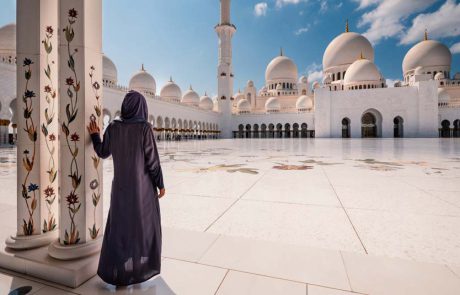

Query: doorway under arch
[[441, 120, 451, 138], [342, 118, 350, 138], [361, 109, 382, 138], [454, 119, 460, 138], [393, 116, 404, 138]]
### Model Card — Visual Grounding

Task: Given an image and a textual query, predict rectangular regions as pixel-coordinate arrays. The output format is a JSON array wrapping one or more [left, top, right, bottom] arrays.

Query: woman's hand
[[158, 188, 166, 198], [87, 121, 100, 135]]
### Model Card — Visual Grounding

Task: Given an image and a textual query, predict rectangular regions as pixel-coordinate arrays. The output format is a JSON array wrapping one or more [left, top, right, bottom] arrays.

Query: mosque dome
[[0, 23, 16, 53], [312, 81, 321, 90], [403, 39, 451, 75], [247, 80, 254, 87], [103, 55, 118, 85], [181, 86, 200, 106], [129, 65, 156, 95], [199, 94, 213, 110], [237, 99, 251, 113], [438, 88, 450, 103], [265, 53, 298, 82], [323, 31, 374, 71], [296, 95, 313, 110], [265, 97, 281, 112], [434, 72, 445, 80], [344, 58, 382, 85], [160, 77, 182, 101]]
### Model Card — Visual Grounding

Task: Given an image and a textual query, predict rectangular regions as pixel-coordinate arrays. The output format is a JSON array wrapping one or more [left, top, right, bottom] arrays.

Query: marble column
[[48, 0, 103, 260], [6, 0, 59, 249]]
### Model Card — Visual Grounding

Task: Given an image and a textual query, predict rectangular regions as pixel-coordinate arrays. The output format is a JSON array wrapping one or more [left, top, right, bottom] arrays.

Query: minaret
[[215, 0, 236, 138]]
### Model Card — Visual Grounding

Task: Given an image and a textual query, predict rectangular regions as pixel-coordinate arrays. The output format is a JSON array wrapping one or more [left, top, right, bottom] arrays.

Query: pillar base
[[5, 230, 58, 250], [48, 237, 103, 261]]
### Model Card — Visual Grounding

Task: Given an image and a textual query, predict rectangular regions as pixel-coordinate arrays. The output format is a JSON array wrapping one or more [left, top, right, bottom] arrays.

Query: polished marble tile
[[199, 235, 351, 290], [207, 199, 364, 252], [160, 194, 235, 231], [308, 285, 366, 295], [0, 271, 45, 295], [347, 208, 460, 265], [342, 251, 460, 295], [216, 271, 306, 295], [162, 227, 219, 262]]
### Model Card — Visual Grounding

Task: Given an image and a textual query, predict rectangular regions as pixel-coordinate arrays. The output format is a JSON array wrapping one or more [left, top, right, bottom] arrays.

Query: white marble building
[[0, 1, 460, 143]]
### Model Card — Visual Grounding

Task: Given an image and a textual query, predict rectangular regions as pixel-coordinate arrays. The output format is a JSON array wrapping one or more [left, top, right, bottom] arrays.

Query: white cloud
[[294, 26, 310, 35], [353, 0, 381, 10], [400, 0, 460, 45], [320, 0, 328, 13], [254, 2, 268, 17], [357, 0, 436, 45], [451, 42, 460, 54], [305, 62, 323, 82], [275, 0, 306, 8]]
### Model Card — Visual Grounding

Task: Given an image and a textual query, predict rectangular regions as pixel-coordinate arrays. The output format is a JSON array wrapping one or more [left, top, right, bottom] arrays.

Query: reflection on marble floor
[[1, 139, 460, 268]]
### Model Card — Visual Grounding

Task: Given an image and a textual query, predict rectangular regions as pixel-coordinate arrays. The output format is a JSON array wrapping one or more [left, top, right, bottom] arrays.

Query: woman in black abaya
[[87, 90, 165, 286]]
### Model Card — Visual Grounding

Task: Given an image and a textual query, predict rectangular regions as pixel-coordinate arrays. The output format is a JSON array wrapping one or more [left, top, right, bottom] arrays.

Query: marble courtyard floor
[[1, 138, 460, 294]]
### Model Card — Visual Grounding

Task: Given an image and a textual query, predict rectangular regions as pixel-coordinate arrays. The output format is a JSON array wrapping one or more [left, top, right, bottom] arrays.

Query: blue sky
[[1, 0, 460, 96]]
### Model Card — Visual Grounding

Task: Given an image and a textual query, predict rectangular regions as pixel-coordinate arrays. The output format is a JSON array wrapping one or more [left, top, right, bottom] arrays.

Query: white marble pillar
[[6, 0, 59, 249], [48, 0, 103, 260]]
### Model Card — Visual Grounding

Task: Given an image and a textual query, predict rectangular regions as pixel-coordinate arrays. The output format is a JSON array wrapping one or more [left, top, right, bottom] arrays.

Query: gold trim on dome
[[346, 19, 349, 33]]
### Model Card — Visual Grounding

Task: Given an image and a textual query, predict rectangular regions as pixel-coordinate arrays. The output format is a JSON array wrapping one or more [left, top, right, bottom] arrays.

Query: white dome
[[160, 77, 182, 100], [199, 94, 213, 110], [438, 88, 450, 103], [237, 99, 251, 112], [296, 95, 313, 110], [323, 32, 374, 71], [265, 97, 281, 112], [344, 59, 382, 85], [435, 72, 445, 80], [403, 40, 451, 75], [247, 80, 254, 87], [103, 55, 118, 84], [0, 23, 16, 53], [312, 81, 321, 89], [129, 65, 156, 95], [181, 86, 199, 106], [265, 55, 298, 82]]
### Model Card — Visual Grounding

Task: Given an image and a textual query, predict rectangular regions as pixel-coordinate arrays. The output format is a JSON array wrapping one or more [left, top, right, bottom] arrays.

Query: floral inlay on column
[[89, 66, 102, 240], [62, 8, 81, 245], [21, 58, 38, 236], [41, 25, 57, 233]]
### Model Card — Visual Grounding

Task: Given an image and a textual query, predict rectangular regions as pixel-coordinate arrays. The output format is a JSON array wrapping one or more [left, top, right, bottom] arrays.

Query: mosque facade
[[0, 0, 460, 145]]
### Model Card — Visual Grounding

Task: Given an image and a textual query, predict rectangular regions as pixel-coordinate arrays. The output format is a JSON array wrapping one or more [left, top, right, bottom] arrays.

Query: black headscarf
[[120, 90, 148, 123]]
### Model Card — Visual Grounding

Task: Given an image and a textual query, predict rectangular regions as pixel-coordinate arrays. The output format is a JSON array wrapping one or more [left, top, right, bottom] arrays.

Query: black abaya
[[91, 91, 164, 286]]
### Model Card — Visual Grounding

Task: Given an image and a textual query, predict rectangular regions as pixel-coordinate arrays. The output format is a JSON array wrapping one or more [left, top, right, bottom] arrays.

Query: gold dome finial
[[346, 19, 349, 32], [424, 29, 428, 41], [280, 47, 284, 56], [359, 51, 365, 60], [169, 76, 173, 82], [141, 64, 145, 71]]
